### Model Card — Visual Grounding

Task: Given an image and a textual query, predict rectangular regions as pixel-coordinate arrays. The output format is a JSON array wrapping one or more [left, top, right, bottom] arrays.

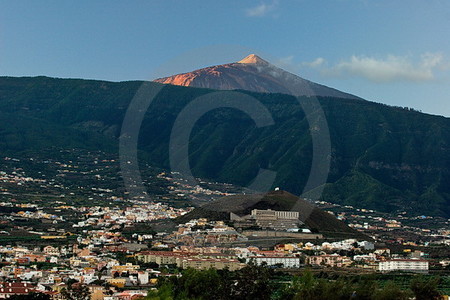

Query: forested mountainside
[[1, 76, 449, 217]]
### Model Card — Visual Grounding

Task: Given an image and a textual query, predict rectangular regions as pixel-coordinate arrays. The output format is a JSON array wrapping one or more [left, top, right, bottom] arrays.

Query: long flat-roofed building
[[251, 209, 299, 220], [232, 209, 302, 231], [378, 259, 429, 274], [251, 256, 302, 268]]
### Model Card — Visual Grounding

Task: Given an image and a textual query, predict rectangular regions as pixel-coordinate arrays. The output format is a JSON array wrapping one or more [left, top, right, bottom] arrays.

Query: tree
[[61, 283, 91, 300], [146, 282, 175, 300], [373, 281, 410, 300], [9, 293, 50, 300], [149, 268, 226, 300], [289, 269, 326, 300], [351, 276, 377, 300], [411, 276, 441, 300], [180, 268, 223, 299], [232, 265, 272, 300]]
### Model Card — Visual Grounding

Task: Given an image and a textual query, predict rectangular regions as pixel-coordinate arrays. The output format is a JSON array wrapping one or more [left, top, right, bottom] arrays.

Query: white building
[[378, 259, 428, 274], [251, 256, 301, 268], [251, 209, 299, 220], [138, 271, 149, 285], [358, 241, 375, 250], [43, 245, 60, 256]]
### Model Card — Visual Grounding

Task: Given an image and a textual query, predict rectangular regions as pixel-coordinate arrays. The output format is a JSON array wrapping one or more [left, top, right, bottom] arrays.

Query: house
[[43, 246, 60, 257], [0, 282, 36, 298], [137, 271, 149, 285], [107, 278, 126, 288], [114, 290, 147, 300], [111, 263, 140, 275], [89, 285, 106, 300], [374, 248, 391, 256], [307, 254, 351, 268]]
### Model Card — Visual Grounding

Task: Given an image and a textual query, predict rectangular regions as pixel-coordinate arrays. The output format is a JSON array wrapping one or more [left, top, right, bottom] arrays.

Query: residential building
[[307, 254, 351, 268], [177, 258, 245, 271], [378, 259, 429, 274], [0, 282, 36, 298], [251, 256, 301, 268]]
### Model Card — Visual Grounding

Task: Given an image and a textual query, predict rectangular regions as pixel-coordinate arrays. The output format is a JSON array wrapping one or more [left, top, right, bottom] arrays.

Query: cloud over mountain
[[279, 53, 448, 83], [245, 1, 278, 17], [327, 53, 445, 83]]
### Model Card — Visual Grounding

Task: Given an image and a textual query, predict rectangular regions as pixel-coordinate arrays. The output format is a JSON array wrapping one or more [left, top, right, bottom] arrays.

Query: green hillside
[[1, 76, 449, 217]]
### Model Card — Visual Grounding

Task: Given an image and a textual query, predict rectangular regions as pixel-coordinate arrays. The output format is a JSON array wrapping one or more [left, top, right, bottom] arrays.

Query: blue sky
[[1, 1, 449, 116]]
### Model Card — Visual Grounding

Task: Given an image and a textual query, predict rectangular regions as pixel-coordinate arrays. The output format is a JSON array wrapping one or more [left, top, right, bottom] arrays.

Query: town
[[0, 153, 449, 298]]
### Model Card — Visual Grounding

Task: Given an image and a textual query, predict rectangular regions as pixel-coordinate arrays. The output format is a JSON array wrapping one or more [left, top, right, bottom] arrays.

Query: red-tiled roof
[[0, 282, 36, 295]]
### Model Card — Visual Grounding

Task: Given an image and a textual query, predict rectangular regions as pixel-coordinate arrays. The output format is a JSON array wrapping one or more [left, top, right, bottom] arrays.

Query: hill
[[175, 190, 362, 238], [0, 76, 450, 217]]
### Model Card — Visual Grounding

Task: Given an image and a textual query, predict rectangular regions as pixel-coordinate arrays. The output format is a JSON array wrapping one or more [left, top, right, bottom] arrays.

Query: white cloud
[[275, 55, 294, 66], [421, 52, 443, 69], [245, 1, 278, 17], [301, 53, 447, 83], [275, 53, 448, 83], [273, 55, 326, 74], [302, 57, 325, 68]]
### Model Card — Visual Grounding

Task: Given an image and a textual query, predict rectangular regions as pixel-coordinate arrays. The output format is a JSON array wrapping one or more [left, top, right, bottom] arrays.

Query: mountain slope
[[175, 190, 362, 237], [1, 76, 450, 217], [154, 54, 360, 99]]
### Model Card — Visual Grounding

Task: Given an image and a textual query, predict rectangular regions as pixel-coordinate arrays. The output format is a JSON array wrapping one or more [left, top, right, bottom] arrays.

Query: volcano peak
[[237, 54, 269, 65]]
